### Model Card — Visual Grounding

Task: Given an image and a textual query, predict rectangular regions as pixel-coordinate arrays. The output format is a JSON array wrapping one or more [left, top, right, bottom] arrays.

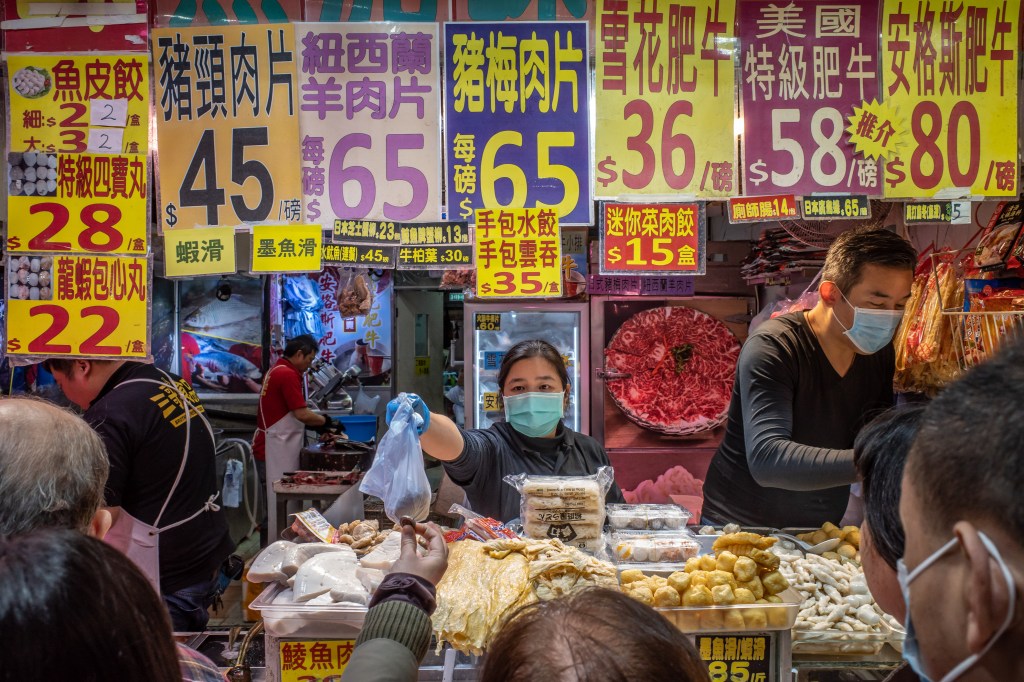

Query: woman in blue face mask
[[385, 339, 625, 523]]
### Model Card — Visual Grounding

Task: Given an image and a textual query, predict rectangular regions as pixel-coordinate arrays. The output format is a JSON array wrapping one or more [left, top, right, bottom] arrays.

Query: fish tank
[[179, 275, 267, 398]]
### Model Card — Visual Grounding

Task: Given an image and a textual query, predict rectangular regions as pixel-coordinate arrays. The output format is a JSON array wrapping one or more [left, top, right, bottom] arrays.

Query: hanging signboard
[[599, 202, 707, 275], [303, 1, 448, 22], [7, 54, 150, 155], [296, 23, 442, 228], [800, 195, 870, 220], [153, 0, 303, 26], [729, 194, 799, 222], [474, 207, 561, 298], [251, 224, 322, 272], [878, 0, 1019, 198], [450, 0, 593, 21], [2, 1, 148, 53], [397, 221, 473, 269], [152, 24, 303, 231], [595, 0, 737, 198], [323, 243, 397, 268], [163, 227, 238, 277], [739, 0, 881, 196], [5, 253, 150, 359], [444, 22, 592, 225]]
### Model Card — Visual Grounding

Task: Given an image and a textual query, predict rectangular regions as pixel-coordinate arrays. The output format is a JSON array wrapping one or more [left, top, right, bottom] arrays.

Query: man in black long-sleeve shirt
[[703, 228, 917, 528]]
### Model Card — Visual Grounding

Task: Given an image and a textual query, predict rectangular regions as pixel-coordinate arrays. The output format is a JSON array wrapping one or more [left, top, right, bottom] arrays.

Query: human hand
[[314, 414, 336, 434], [385, 393, 430, 435], [389, 517, 448, 587]]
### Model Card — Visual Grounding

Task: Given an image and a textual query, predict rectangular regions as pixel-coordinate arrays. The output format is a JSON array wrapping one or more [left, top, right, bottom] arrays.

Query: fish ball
[[38, 271, 51, 287], [28, 287, 40, 300], [30, 258, 40, 273], [27, 272, 39, 287], [39, 286, 51, 299]]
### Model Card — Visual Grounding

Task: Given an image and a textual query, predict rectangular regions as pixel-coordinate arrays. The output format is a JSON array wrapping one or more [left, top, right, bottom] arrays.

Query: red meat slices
[[604, 306, 740, 435]]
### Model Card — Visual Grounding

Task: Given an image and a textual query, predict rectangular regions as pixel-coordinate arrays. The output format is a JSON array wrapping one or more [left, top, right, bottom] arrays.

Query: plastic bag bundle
[[504, 466, 614, 552], [359, 393, 431, 523]]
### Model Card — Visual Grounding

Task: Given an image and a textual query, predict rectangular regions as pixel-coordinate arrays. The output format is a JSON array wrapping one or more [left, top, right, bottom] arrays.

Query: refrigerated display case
[[464, 302, 589, 434]]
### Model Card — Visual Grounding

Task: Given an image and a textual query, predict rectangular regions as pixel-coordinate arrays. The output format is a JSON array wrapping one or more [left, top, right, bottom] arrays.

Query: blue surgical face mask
[[832, 288, 904, 354], [503, 392, 565, 438], [897, 532, 1017, 682]]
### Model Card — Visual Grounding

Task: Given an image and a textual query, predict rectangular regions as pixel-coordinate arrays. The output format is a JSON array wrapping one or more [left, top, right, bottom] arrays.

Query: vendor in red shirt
[[253, 334, 335, 544]]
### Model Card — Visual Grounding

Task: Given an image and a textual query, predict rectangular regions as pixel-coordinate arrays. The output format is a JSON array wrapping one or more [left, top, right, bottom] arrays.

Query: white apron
[[103, 371, 221, 593], [254, 366, 307, 540]]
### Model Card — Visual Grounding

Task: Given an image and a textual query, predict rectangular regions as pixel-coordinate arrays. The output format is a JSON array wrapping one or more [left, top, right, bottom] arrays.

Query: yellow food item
[[701, 610, 725, 630], [846, 529, 861, 548], [724, 610, 746, 630], [620, 569, 645, 584], [744, 608, 768, 629], [761, 570, 790, 596], [748, 547, 780, 571], [712, 532, 778, 553], [684, 557, 702, 573], [733, 556, 757, 582], [629, 586, 654, 605], [683, 584, 714, 607], [810, 531, 829, 545], [654, 585, 682, 607], [837, 543, 858, 560], [690, 571, 710, 587], [708, 570, 736, 588], [715, 551, 738, 573], [767, 604, 790, 628], [739, 577, 764, 600], [827, 529, 845, 540], [733, 588, 756, 605], [711, 584, 736, 605], [821, 551, 841, 561], [765, 595, 783, 604], [677, 612, 701, 631], [667, 571, 691, 594], [822, 522, 838, 533], [700, 554, 718, 571]]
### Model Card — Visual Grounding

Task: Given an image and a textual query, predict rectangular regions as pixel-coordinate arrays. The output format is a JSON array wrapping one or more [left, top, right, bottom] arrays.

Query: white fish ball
[[40, 286, 51, 299], [28, 286, 40, 300], [23, 167, 37, 182], [23, 181, 36, 196], [47, 155, 57, 169], [38, 271, 51, 287], [17, 285, 29, 300], [45, 179, 57, 193], [9, 284, 20, 299], [36, 155, 48, 168], [47, 168, 57, 181], [27, 273, 39, 287], [17, 269, 28, 284], [30, 258, 40, 273], [23, 152, 36, 166]]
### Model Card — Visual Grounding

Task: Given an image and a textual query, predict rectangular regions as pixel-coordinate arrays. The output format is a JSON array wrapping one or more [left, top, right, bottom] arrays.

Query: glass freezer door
[[465, 303, 589, 434]]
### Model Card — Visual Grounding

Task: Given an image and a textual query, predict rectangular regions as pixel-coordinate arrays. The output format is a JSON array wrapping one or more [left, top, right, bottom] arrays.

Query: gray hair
[[0, 397, 109, 534]]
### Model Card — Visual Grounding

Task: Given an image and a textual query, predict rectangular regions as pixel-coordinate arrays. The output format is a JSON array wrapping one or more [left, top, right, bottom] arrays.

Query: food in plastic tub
[[655, 588, 802, 633], [252, 584, 366, 638], [791, 620, 896, 655], [606, 503, 690, 530], [610, 530, 700, 563]]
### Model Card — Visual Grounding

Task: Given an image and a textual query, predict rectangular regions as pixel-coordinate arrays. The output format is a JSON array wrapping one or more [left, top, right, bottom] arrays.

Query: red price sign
[[600, 202, 706, 275], [7, 196, 147, 254]]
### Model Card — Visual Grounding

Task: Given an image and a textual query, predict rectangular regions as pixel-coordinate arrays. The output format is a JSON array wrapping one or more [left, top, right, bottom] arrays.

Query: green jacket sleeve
[[340, 600, 433, 682]]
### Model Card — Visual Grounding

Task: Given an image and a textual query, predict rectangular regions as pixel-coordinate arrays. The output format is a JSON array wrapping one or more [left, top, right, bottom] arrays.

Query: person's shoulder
[[568, 428, 605, 454]]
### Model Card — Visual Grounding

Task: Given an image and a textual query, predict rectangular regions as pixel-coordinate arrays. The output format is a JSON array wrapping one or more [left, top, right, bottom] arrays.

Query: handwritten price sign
[[6, 254, 150, 359], [600, 202, 706, 275]]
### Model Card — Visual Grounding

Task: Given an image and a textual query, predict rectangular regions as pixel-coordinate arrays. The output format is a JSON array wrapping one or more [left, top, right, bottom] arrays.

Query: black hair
[[42, 358, 82, 375], [0, 529, 180, 682], [481, 588, 711, 682], [496, 339, 569, 395], [284, 334, 319, 358], [821, 227, 917, 294], [853, 403, 927, 570], [907, 339, 1024, 540]]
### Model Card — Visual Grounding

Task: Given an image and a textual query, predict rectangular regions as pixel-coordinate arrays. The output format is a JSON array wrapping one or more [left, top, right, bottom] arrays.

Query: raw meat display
[[604, 306, 740, 435]]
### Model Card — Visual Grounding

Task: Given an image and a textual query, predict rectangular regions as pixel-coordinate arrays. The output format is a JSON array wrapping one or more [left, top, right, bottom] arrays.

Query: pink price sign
[[739, 0, 881, 196]]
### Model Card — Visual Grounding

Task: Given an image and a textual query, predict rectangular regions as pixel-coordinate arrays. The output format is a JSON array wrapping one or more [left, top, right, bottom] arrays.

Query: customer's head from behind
[[0, 397, 111, 538], [900, 340, 1024, 681], [481, 588, 711, 682], [853, 403, 926, 623], [0, 528, 180, 682]]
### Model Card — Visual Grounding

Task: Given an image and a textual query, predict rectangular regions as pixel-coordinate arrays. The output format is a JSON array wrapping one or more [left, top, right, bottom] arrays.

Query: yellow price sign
[[278, 639, 355, 682], [251, 225, 322, 273], [164, 227, 237, 277], [474, 208, 562, 298], [6, 254, 149, 358], [7, 194, 147, 254]]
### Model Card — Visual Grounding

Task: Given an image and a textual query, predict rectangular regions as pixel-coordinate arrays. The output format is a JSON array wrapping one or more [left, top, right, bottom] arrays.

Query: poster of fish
[[180, 276, 266, 394]]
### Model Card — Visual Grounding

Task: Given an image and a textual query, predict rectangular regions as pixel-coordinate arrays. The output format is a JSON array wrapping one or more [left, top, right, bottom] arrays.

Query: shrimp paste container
[[608, 529, 701, 563], [792, 620, 897, 656], [606, 503, 690, 530], [656, 588, 802, 634]]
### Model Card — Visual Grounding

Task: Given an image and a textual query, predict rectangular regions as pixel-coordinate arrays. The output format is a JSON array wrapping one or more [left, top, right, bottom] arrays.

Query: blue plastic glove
[[385, 392, 430, 435]]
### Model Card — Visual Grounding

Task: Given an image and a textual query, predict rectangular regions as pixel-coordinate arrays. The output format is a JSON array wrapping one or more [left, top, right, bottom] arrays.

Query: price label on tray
[[695, 633, 774, 682], [278, 639, 355, 681]]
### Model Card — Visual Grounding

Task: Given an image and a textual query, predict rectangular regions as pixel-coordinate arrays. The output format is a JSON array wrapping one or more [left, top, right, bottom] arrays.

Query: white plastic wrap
[[504, 466, 614, 551]]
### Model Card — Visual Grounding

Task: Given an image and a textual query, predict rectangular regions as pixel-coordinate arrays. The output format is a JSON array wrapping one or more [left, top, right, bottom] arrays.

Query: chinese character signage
[[6, 254, 150, 359], [278, 639, 354, 681], [474, 312, 501, 330], [164, 227, 237, 276], [332, 219, 401, 245], [296, 23, 442, 228], [903, 200, 972, 225], [7, 54, 150, 155], [475, 208, 562, 297], [154, 0, 303, 26], [7, 153, 148, 254], [739, 0, 881, 196], [600, 202, 706, 275], [152, 25, 303, 230], [880, 0, 1020, 198], [595, 0, 737, 198], [587, 275, 696, 296], [303, 1, 448, 22], [729, 194, 798, 222], [251, 224, 322, 272], [800, 194, 870, 220], [696, 634, 773, 682], [323, 243, 397, 268], [445, 22, 593, 225], [450, 1, 594, 21], [398, 220, 473, 269]]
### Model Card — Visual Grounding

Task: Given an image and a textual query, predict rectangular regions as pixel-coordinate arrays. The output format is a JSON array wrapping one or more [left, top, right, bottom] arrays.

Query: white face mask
[[832, 288, 904, 354], [896, 532, 1017, 682]]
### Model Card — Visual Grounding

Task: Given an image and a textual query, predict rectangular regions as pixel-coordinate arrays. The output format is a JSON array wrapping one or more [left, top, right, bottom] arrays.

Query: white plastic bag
[[359, 394, 431, 523]]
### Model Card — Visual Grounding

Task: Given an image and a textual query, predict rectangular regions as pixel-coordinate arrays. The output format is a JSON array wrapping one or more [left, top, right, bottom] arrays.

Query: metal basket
[[931, 250, 1024, 372]]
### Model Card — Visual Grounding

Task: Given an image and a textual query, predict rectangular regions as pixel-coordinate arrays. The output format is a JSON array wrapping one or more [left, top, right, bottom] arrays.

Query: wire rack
[[931, 250, 1024, 372]]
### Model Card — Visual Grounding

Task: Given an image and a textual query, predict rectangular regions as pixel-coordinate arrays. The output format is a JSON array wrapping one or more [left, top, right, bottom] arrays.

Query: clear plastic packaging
[[504, 466, 614, 551], [359, 394, 430, 523], [608, 529, 701, 563], [606, 503, 691, 530]]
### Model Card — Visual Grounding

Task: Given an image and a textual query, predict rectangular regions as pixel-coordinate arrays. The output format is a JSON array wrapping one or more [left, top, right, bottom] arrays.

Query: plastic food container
[[656, 588, 802, 634], [792, 620, 899, 655], [250, 583, 367, 638], [609, 530, 700, 563], [606, 504, 690, 530]]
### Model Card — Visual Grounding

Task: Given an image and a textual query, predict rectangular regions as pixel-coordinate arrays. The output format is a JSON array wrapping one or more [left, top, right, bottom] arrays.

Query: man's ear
[[89, 508, 113, 540], [819, 281, 841, 307], [956, 522, 1014, 654]]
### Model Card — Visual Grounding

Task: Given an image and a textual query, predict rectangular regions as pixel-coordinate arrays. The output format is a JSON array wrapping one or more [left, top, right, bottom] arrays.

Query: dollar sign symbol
[[459, 197, 473, 219], [165, 203, 178, 228], [6, 338, 21, 352], [307, 200, 321, 222], [886, 157, 906, 188], [596, 156, 619, 187], [748, 159, 769, 186], [607, 246, 621, 264]]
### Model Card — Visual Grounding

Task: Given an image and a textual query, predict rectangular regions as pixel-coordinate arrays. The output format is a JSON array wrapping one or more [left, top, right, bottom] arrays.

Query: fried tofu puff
[[733, 556, 757, 582], [684, 557, 702, 573], [761, 570, 790, 596], [744, 609, 768, 629], [689, 571, 710, 587], [620, 569, 645, 585], [738, 577, 764, 600], [700, 554, 718, 571], [708, 570, 736, 589], [715, 551, 738, 573], [701, 610, 726, 630], [724, 610, 746, 631], [667, 571, 692, 594], [654, 585, 682, 607], [733, 588, 756, 605], [682, 584, 714, 607], [629, 586, 655, 605], [711, 584, 736, 605]]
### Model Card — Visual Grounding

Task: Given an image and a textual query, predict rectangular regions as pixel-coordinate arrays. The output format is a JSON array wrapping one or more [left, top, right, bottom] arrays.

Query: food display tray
[[655, 588, 801, 634], [250, 583, 367, 638], [792, 620, 901, 656]]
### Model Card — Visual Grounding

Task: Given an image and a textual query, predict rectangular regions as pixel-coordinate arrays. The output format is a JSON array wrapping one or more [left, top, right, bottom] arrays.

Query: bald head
[[0, 397, 109, 535]]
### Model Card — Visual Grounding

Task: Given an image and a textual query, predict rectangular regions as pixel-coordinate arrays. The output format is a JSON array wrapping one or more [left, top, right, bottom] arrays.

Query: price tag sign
[[595, 0, 737, 198], [482, 392, 500, 411], [903, 201, 972, 225], [296, 23, 442, 226], [251, 225, 322, 273], [444, 22, 593, 225], [164, 227, 237, 277], [7, 54, 150, 154], [152, 25, 303, 230], [880, 0, 1020, 198], [801, 195, 871, 220], [278, 639, 355, 681], [399, 222, 470, 245], [89, 98, 129, 127], [415, 356, 430, 375], [695, 634, 773, 682], [474, 313, 501, 331], [332, 219, 401, 246], [397, 220, 473, 270], [87, 127, 125, 154], [729, 195, 798, 223], [323, 243, 397, 269], [739, 0, 881, 197], [474, 208, 562, 298], [587, 275, 695, 296], [7, 152, 148, 254], [5, 254, 150, 359], [600, 202, 706, 275]]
